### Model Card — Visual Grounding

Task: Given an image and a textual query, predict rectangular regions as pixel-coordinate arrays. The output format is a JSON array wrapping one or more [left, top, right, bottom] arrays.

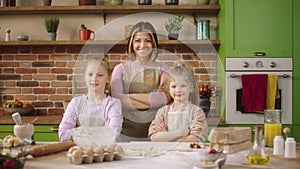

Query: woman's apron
[[121, 61, 162, 139]]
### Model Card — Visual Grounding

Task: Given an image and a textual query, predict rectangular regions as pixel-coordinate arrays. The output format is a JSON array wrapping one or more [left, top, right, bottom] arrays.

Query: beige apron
[[167, 104, 192, 131], [121, 61, 162, 138], [77, 95, 106, 127]]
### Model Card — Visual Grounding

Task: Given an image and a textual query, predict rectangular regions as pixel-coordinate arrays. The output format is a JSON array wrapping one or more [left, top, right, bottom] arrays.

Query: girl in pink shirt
[[59, 57, 123, 141]]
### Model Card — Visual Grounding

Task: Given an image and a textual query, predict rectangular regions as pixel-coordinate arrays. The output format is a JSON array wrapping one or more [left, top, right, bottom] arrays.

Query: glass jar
[[264, 109, 282, 147], [247, 125, 269, 165], [195, 19, 210, 40]]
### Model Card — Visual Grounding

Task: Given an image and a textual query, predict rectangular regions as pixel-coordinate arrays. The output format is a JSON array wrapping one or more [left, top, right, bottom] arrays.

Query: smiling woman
[[110, 22, 169, 142]]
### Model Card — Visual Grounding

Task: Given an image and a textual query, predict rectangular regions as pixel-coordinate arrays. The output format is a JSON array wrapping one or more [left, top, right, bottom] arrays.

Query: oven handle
[[230, 74, 291, 78]]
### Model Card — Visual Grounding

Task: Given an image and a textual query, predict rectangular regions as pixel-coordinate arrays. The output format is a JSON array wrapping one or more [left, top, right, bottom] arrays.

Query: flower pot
[[138, 0, 151, 5], [43, 0, 52, 6], [47, 32, 57, 41], [168, 34, 179, 40], [197, 0, 210, 5], [110, 0, 123, 5], [199, 97, 211, 118], [165, 0, 178, 5], [79, 0, 96, 5]]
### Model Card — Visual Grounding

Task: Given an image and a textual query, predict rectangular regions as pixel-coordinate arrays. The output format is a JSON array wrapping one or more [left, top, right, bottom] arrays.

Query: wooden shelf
[[0, 40, 220, 50], [0, 5, 220, 15]]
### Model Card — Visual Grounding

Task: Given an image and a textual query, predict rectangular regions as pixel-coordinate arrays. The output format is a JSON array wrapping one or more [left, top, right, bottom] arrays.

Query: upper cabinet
[[220, 0, 292, 57]]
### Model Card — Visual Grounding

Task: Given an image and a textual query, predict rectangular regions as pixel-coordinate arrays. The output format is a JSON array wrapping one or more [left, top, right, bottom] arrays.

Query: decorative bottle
[[247, 125, 269, 165]]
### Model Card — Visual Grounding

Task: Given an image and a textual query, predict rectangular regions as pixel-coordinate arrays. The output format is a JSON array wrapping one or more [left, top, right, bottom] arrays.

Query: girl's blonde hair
[[127, 21, 158, 63], [166, 62, 199, 105], [85, 56, 111, 95]]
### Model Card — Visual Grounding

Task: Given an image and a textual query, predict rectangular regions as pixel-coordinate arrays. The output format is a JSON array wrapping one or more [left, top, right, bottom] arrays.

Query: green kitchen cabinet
[[0, 125, 59, 142], [219, 0, 292, 58], [293, 0, 300, 127]]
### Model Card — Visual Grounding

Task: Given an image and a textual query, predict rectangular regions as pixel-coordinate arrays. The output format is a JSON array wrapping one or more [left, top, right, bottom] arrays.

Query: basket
[[2, 107, 33, 115]]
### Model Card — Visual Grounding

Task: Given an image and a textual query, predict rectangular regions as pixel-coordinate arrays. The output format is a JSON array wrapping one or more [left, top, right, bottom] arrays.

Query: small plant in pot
[[165, 15, 184, 40], [44, 16, 59, 41]]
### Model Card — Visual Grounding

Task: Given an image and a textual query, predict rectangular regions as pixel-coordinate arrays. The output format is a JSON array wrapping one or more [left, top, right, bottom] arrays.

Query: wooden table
[[22, 142, 300, 169]]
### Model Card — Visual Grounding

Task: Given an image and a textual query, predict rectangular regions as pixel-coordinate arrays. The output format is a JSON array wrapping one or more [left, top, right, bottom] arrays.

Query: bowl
[[3, 107, 34, 115], [14, 124, 34, 140], [17, 35, 29, 41], [71, 126, 117, 149], [198, 149, 227, 168]]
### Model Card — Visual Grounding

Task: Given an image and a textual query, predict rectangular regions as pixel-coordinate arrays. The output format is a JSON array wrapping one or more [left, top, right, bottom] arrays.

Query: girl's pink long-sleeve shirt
[[58, 95, 123, 141]]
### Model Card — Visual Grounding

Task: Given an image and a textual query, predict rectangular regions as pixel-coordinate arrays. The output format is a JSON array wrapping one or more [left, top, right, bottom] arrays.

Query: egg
[[83, 148, 94, 156], [104, 146, 114, 154], [114, 145, 124, 153], [72, 149, 83, 158], [68, 146, 81, 154], [94, 148, 105, 155]]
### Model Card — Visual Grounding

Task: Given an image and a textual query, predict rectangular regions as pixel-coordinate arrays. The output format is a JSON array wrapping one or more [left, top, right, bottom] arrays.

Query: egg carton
[[66, 152, 123, 165]]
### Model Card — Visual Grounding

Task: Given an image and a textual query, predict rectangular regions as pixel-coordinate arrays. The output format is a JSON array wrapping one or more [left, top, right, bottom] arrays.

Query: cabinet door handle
[[51, 126, 59, 133], [253, 52, 266, 56]]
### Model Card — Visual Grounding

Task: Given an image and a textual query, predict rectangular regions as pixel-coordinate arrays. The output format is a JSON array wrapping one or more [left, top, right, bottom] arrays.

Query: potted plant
[[110, 0, 123, 5], [165, 0, 179, 5], [43, 0, 52, 6], [165, 15, 184, 40], [138, 0, 152, 5], [44, 16, 59, 41], [79, 24, 95, 40]]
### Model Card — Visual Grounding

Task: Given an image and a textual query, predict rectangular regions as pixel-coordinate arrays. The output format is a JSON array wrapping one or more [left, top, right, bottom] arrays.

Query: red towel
[[241, 74, 268, 112]]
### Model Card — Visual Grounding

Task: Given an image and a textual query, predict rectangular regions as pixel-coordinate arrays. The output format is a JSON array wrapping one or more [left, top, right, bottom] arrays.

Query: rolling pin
[[24, 141, 76, 157]]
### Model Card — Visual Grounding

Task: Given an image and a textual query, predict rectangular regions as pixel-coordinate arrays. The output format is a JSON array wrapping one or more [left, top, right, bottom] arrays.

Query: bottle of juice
[[264, 109, 282, 147]]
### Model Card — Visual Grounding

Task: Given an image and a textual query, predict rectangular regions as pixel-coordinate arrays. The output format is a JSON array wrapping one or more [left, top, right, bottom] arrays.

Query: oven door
[[225, 72, 292, 124]]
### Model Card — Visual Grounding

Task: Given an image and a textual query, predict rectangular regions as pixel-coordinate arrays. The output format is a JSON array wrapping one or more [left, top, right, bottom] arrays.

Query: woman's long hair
[[127, 21, 159, 63]]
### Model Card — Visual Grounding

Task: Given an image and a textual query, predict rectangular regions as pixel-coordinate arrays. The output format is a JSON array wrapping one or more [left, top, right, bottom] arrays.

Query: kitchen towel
[[241, 74, 268, 112], [266, 74, 280, 109]]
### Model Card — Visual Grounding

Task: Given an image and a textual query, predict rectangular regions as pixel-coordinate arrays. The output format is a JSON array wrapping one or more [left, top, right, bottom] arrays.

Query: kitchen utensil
[[14, 123, 34, 140], [22, 141, 76, 157], [72, 126, 117, 149], [12, 112, 22, 125], [30, 117, 39, 124]]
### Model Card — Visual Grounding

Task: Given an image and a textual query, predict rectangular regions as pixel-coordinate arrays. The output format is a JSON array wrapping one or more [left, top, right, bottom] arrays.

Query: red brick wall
[[0, 44, 217, 117]]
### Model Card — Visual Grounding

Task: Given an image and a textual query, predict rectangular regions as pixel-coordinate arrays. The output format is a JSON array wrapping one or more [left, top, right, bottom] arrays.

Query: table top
[[22, 142, 300, 169]]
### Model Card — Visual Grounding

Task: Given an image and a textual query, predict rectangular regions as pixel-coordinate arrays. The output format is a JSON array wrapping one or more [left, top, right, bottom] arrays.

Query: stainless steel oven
[[225, 58, 293, 124]]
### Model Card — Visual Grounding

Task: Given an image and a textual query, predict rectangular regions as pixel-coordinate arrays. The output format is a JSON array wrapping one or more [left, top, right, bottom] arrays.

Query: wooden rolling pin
[[24, 141, 76, 157]]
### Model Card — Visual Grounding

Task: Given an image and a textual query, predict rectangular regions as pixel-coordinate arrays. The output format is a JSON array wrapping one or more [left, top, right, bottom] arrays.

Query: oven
[[225, 58, 293, 124]]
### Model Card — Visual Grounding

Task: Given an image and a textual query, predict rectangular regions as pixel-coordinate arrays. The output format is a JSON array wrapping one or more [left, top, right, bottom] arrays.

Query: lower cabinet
[[0, 125, 59, 142]]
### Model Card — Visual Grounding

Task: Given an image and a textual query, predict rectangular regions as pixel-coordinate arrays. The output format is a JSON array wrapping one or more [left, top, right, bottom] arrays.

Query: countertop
[[22, 142, 300, 169], [0, 115, 62, 125]]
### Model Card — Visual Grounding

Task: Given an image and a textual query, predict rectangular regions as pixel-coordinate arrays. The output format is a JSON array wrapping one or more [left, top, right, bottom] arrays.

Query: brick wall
[[0, 44, 217, 117]]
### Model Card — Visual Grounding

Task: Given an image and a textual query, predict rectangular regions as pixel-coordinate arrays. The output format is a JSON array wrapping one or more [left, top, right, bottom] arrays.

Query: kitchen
[[0, 0, 300, 168]]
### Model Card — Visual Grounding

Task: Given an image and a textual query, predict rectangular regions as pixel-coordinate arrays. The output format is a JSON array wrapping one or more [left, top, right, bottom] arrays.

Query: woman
[[110, 22, 169, 141]]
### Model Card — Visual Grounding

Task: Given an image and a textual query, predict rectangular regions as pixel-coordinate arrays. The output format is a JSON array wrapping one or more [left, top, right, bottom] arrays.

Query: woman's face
[[169, 76, 192, 104], [132, 32, 153, 63], [85, 62, 109, 93]]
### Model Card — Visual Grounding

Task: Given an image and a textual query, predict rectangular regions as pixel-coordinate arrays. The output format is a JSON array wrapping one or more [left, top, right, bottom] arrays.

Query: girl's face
[[132, 32, 153, 63], [169, 76, 192, 104], [85, 62, 109, 93]]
